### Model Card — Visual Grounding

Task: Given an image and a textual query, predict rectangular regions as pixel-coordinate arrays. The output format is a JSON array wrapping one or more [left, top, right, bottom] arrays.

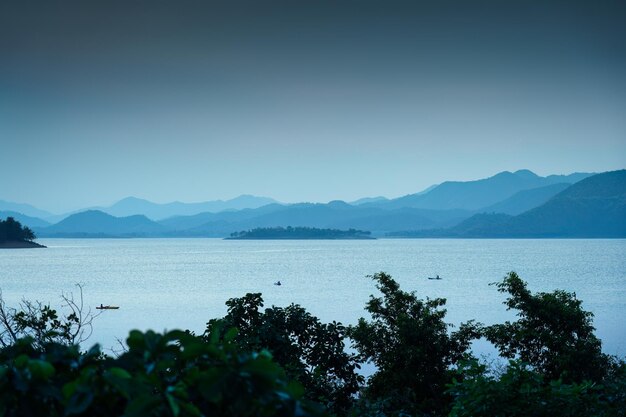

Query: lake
[[1, 238, 625, 360]]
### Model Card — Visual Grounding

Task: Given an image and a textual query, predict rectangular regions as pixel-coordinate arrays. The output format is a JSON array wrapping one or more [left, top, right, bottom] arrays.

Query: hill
[[38, 210, 168, 237], [373, 170, 592, 211], [397, 170, 625, 238], [349, 196, 389, 205], [479, 183, 572, 215], [0, 216, 45, 248], [0, 200, 53, 219], [502, 169, 626, 237], [0, 211, 51, 228], [102, 195, 278, 220], [165, 202, 472, 236]]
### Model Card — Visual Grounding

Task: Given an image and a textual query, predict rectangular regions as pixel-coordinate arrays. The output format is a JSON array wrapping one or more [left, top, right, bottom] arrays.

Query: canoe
[[96, 305, 120, 310]]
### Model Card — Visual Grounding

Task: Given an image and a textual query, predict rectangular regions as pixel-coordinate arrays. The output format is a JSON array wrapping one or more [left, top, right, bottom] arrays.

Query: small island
[[0, 217, 46, 248], [227, 226, 375, 240]]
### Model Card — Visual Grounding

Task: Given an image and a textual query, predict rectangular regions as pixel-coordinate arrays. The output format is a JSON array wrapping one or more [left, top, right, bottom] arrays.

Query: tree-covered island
[[0, 216, 45, 248], [227, 226, 375, 240]]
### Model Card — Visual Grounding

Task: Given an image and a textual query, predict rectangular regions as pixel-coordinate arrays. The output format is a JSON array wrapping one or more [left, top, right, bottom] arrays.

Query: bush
[[447, 359, 626, 417]]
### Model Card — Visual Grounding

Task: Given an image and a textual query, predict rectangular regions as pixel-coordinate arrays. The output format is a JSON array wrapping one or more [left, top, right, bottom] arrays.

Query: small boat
[[274, 281, 282, 286], [427, 275, 442, 280], [96, 305, 120, 310]]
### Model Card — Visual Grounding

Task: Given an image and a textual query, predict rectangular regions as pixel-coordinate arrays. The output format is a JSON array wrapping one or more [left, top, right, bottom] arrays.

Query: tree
[[0, 217, 37, 242], [483, 272, 614, 383], [349, 272, 480, 416], [0, 284, 99, 349], [22, 226, 35, 241], [205, 293, 363, 415]]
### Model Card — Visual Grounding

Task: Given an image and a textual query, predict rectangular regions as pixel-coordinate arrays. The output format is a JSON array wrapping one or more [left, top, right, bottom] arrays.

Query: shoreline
[[0, 240, 46, 249]]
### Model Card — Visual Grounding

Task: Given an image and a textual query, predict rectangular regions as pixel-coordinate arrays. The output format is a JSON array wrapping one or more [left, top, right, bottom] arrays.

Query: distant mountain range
[[1, 194, 279, 223], [0, 200, 54, 219], [4, 169, 624, 238], [369, 170, 592, 211], [0, 211, 51, 228], [479, 183, 572, 215], [99, 195, 278, 220], [391, 170, 626, 238], [41, 210, 166, 237]]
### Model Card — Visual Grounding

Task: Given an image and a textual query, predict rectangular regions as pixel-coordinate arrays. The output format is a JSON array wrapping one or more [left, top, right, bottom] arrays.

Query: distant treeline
[[228, 226, 374, 239], [0, 217, 35, 242]]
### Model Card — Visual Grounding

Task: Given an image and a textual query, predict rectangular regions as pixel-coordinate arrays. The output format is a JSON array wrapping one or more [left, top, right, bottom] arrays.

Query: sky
[[1, 0, 625, 213]]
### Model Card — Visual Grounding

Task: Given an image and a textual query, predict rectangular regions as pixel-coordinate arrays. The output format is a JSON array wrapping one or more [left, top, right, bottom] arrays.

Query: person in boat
[[100, 303, 104, 308], [275, 280, 281, 286]]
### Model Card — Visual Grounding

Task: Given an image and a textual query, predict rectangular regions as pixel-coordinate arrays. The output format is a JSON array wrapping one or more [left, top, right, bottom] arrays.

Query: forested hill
[[0, 217, 45, 248], [227, 226, 375, 240]]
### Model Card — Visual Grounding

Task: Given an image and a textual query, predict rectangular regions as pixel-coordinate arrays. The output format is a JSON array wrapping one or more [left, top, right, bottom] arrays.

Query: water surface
[[1, 238, 624, 358]]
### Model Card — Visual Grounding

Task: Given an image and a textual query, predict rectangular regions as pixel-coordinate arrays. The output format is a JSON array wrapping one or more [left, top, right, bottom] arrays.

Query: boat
[[427, 275, 442, 280], [274, 281, 282, 286], [96, 305, 120, 310]]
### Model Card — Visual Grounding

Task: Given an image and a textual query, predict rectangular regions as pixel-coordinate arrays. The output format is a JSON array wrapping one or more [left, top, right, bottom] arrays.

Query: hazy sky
[[1, 0, 625, 213]]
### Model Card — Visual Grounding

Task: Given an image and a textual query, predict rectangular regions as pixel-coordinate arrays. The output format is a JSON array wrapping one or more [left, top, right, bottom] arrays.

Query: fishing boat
[[96, 304, 120, 310]]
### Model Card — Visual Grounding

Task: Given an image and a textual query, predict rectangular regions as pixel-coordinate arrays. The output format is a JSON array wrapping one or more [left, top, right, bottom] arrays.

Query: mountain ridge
[[371, 170, 593, 211], [393, 170, 625, 238], [37, 210, 168, 237], [10, 168, 618, 238]]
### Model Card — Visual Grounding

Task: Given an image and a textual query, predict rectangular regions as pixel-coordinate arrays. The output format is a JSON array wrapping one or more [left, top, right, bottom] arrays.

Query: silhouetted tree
[[0, 217, 37, 242], [206, 293, 363, 415], [349, 272, 481, 416], [484, 272, 615, 383]]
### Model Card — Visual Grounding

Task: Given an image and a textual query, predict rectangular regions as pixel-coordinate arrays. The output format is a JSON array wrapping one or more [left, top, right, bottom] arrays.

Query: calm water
[[1, 238, 625, 359]]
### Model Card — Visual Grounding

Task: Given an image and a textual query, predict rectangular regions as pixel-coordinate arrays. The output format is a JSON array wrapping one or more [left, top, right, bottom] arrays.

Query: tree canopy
[[205, 293, 362, 415], [0, 217, 36, 242], [484, 272, 615, 383]]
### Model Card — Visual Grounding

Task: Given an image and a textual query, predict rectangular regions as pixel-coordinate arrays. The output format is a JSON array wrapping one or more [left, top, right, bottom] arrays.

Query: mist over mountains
[[3, 169, 625, 238]]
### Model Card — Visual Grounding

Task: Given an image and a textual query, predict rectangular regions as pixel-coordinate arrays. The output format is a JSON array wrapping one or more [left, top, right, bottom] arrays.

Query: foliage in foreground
[[0, 328, 321, 417], [0, 271, 624, 417], [447, 359, 626, 417]]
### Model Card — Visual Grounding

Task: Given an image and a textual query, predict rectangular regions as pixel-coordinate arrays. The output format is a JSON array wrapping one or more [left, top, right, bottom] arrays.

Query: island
[[0, 217, 46, 248], [226, 226, 375, 240]]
